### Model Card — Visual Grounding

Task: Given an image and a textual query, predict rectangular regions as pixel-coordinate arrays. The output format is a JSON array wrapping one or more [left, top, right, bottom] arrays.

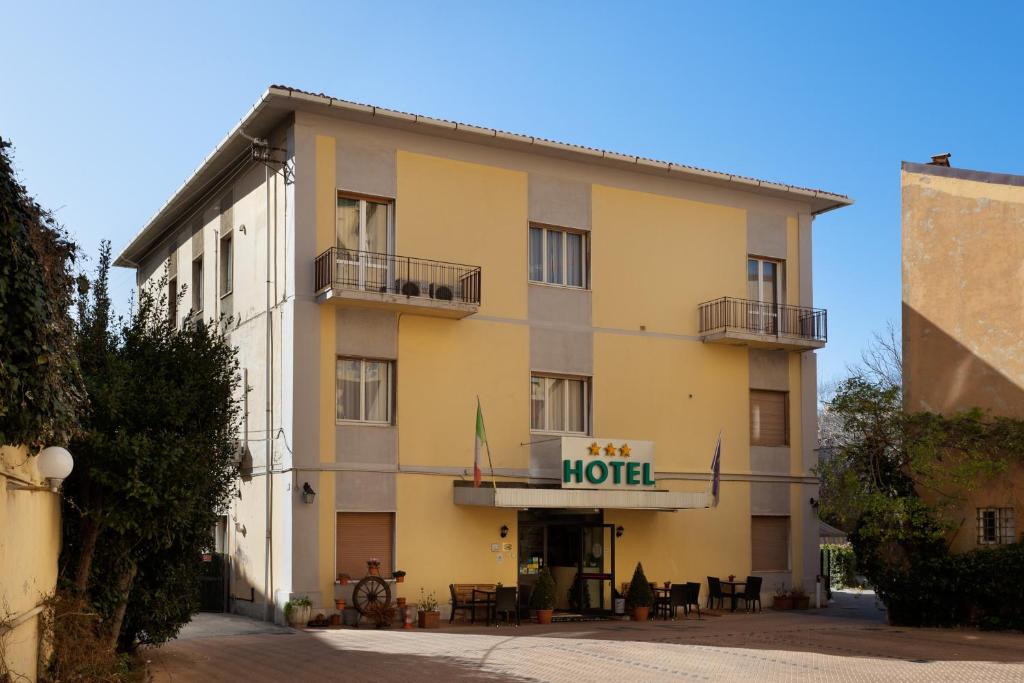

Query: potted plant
[[789, 586, 810, 610], [530, 566, 557, 624], [626, 562, 654, 621], [418, 588, 440, 628], [728, 574, 736, 582], [367, 558, 382, 576], [284, 596, 312, 628], [338, 573, 350, 586], [393, 569, 406, 583], [773, 584, 793, 610], [335, 598, 346, 611]]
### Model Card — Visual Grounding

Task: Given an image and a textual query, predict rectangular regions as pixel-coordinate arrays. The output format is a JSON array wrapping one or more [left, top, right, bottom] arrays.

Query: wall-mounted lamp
[[302, 482, 316, 505], [500, 524, 509, 538], [809, 497, 819, 510], [615, 525, 624, 538], [8, 446, 75, 493]]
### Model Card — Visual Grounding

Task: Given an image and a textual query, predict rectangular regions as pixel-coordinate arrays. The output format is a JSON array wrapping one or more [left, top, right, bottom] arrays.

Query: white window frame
[[977, 507, 1016, 545], [335, 193, 394, 293], [747, 256, 785, 304], [529, 225, 588, 289], [530, 374, 589, 435], [336, 357, 394, 425], [219, 232, 233, 298]]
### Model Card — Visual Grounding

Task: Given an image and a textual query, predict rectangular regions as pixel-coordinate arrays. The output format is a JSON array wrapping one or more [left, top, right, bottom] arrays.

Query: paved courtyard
[[149, 592, 1024, 682]]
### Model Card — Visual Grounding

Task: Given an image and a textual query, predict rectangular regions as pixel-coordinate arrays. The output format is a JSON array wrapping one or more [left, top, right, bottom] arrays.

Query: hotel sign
[[560, 436, 655, 490]]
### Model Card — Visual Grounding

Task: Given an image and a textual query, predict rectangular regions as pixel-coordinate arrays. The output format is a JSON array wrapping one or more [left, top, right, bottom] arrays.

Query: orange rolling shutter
[[751, 515, 790, 571], [750, 390, 788, 447], [336, 512, 394, 579]]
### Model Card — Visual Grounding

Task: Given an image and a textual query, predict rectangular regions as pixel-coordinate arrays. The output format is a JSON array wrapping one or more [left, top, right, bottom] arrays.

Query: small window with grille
[[977, 507, 1016, 545]]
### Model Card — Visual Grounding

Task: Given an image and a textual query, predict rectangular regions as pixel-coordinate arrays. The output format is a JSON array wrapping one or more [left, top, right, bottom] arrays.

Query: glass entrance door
[[576, 524, 615, 615]]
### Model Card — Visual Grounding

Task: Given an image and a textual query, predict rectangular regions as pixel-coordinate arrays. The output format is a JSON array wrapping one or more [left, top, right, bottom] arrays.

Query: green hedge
[[822, 544, 857, 588], [851, 499, 1024, 629]]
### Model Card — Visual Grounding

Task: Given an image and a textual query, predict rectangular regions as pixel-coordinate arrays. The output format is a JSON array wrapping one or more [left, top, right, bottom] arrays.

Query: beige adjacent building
[[902, 155, 1024, 552], [117, 86, 849, 622]]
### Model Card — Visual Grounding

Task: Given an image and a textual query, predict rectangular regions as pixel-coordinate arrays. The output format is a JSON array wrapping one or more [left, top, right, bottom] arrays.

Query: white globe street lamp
[[37, 446, 74, 492]]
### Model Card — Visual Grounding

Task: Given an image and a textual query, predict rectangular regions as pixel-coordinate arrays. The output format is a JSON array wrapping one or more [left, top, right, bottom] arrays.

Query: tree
[[0, 136, 82, 448], [61, 244, 242, 650]]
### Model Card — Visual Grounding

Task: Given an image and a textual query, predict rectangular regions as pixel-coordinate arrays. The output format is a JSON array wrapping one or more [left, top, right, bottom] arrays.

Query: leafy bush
[[625, 562, 654, 608], [530, 567, 556, 610], [284, 596, 312, 619], [822, 543, 858, 588]]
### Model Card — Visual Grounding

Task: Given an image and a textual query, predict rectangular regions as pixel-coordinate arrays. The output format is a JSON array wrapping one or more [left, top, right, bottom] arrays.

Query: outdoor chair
[[667, 584, 687, 620], [736, 576, 763, 612], [449, 583, 496, 624], [493, 586, 519, 627], [653, 583, 671, 619], [684, 582, 702, 618], [706, 576, 725, 610]]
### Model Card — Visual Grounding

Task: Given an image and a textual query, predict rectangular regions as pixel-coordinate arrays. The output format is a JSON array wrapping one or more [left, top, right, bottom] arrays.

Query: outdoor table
[[721, 580, 746, 612], [472, 588, 497, 626]]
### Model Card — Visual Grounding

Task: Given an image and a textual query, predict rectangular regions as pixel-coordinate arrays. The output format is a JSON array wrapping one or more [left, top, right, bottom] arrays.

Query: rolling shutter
[[751, 515, 790, 571], [750, 390, 788, 446], [336, 512, 394, 579]]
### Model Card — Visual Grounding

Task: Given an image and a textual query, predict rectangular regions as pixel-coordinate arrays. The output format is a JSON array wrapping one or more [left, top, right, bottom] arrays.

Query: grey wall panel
[[750, 446, 790, 475], [530, 327, 593, 376], [529, 439, 562, 482], [335, 471, 397, 512], [748, 349, 789, 391], [750, 482, 791, 515], [528, 173, 591, 230], [336, 138, 396, 199], [747, 210, 788, 260], [528, 285, 591, 325], [335, 424, 397, 465], [335, 308, 398, 359]]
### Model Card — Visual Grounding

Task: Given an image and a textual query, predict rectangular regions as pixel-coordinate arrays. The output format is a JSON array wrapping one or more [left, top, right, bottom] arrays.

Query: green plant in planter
[[419, 588, 439, 613], [284, 596, 312, 619], [626, 562, 654, 609], [530, 567, 557, 610]]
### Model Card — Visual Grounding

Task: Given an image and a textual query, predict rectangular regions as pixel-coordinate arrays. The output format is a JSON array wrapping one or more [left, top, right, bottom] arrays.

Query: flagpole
[[477, 395, 497, 490]]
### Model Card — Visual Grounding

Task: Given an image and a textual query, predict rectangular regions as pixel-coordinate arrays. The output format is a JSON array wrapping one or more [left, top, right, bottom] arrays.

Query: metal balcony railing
[[314, 247, 481, 306], [698, 297, 827, 343]]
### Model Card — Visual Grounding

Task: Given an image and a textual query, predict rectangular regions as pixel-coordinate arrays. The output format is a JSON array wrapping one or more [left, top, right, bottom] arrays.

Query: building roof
[[902, 160, 1024, 188], [115, 85, 853, 267]]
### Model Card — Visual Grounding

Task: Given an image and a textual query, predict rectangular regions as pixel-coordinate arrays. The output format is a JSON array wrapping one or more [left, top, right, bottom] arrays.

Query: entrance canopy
[[453, 482, 709, 511]]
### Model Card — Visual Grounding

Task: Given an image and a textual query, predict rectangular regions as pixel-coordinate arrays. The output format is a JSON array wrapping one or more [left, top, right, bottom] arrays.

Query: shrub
[[625, 562, 654, 609], [530, 567, 556, 610], [822, 543, 858, 588]]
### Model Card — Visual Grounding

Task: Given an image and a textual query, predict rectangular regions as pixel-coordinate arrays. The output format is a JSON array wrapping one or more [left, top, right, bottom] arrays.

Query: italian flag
[[474, 398, 489, 488]]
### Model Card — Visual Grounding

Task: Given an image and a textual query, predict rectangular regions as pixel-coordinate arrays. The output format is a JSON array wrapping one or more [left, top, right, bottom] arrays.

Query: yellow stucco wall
[[309, 140, 818, 611], [1, 446, 61, 681]]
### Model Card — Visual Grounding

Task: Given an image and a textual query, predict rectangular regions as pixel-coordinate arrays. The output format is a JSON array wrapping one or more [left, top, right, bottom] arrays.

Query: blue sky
[[3, 1, 1023, 386]]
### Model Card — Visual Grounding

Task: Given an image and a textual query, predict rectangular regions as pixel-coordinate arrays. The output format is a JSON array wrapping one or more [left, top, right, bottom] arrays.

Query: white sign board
[[560, 436, 655, 490]]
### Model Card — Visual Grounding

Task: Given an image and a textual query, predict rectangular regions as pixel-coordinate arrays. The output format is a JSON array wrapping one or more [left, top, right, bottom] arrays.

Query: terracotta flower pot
[[368, 566, 381, 576], [535, 608, 554, 625], [773, 596, 794, 610], [396, 576, 405, 583], [631, 606, 650, 622], [339, 578, 349, 585], [329, 614, 342, 626], [793, 596, 810, 610], [418, 610, 440, 629], [396, 597, 407, 608], [335, 599, 346, 611]]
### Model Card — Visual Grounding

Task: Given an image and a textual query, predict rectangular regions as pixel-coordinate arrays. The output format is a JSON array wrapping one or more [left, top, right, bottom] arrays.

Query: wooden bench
[[449, 583, 497, 624]]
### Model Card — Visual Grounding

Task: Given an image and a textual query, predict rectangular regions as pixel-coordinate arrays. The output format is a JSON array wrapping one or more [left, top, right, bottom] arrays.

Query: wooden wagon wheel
[[351, 576, 391, 617]]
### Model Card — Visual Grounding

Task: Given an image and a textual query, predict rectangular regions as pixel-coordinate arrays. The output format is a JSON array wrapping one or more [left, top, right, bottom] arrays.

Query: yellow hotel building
[[116, 86, 851, 621]]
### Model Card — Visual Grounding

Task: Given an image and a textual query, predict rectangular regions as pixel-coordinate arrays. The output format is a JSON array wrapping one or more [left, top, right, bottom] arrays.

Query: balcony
[[314, 247, 481, 318], [698, 297, 827, 351]]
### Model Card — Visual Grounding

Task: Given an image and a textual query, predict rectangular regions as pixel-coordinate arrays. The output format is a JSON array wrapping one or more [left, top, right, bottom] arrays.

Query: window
[[750, 390, 788, 446], [336, 358, 393, 423], [529, 225, 587, 288], [168, 277, 178, 326], [219, 233, 233, 297], [751, 515, 790, 571], [977, 508, 1016, 545], [191, 256, 203, 312], [336, 195, 391, 291], [747, 257, 784, 334], [337, 512, 394, 578], [530, 375, 588, 433]]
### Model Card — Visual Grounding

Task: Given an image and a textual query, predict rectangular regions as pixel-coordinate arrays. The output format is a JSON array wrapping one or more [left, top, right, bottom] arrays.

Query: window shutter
[[750, 390, 788, 446], [336, 512, 394, 578], [751, 516, 789, 571]]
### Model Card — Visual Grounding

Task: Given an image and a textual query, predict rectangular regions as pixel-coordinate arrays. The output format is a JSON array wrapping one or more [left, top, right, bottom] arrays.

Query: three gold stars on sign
[[588, 441, 631, 457]]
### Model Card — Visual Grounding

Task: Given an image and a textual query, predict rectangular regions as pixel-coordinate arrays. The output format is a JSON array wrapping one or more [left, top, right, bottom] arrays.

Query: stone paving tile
[[150, 607, 1024, 683]]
